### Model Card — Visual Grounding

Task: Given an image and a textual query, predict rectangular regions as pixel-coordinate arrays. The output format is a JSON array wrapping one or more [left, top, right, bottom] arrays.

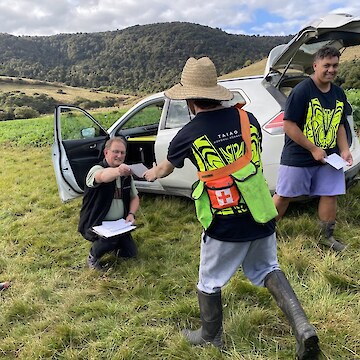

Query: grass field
[[0, 113, 359, 359]]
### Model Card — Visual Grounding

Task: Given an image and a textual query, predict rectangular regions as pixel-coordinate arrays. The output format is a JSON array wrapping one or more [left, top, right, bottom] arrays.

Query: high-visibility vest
[[191, 105, 277, 229]]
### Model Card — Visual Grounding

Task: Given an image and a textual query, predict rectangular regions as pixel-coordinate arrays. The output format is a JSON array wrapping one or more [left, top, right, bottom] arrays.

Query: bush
[[14, 106, 40, 119], [0, 92, 57, 115], [0, 108, 14, 121], [346, 89, 360, 129], [336, 60, 360, 89]]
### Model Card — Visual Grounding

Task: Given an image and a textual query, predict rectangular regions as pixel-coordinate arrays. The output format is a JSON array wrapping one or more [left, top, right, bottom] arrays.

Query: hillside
[[0, 76, 141, 120], [219, 58, 268, 79], [0, 22, 291, 94], [220, 45, 360, 79], [0, 76, 137, 106], [1, 41, 358, 121]]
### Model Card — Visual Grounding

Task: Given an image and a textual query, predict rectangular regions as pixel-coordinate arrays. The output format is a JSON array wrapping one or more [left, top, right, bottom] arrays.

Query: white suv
[[53, 13, 360, 202]]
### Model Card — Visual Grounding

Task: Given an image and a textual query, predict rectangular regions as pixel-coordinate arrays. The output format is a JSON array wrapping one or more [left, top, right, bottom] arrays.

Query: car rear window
[[165, 92, 246, 129]]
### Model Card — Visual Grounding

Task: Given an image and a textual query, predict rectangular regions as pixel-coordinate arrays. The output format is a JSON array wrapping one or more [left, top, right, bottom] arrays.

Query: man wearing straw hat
[[144, 57, 320, 359]]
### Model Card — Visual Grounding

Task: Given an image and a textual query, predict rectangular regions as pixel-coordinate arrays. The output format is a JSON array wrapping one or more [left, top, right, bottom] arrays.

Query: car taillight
[[263, 112, 284, 135]]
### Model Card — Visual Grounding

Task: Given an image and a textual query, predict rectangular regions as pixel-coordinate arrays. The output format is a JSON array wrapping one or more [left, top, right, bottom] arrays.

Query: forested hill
[[0, 22, 291, 94]]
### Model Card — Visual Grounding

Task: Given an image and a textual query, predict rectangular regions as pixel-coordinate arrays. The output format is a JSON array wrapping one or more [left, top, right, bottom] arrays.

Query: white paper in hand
[[324, 153, 349, 170], [129, 163, 149, 178]]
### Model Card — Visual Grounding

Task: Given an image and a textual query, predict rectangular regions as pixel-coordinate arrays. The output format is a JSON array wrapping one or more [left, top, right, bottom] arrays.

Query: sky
[[0, 0, 359, 37]]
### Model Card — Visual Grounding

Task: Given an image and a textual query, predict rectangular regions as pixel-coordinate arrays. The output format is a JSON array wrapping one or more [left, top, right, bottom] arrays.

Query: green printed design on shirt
[[192, 124, 261, 171], [303, 98, 343, 149], [191, 125, 262, 215], [192, 135, 230, 172]]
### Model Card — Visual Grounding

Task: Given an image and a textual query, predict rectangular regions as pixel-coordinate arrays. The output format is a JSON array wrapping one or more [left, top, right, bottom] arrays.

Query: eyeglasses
[[110, 150, 126, 155]]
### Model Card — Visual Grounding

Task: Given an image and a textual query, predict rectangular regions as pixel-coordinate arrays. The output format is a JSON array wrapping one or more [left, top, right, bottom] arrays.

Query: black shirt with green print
[[281, 77, 350, 167]]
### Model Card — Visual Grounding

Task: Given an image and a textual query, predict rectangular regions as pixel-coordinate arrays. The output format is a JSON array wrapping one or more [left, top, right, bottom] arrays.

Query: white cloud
[[0, 0, 359, 36]]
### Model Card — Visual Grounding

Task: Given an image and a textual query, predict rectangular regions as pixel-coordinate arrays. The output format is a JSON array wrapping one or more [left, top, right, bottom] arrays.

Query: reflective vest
[[191, 106, 278, 229]]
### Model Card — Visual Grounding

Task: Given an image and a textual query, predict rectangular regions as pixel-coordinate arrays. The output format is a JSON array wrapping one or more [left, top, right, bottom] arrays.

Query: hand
[[310, 147, 327, 163], [143, 162, 157, 182], [125, 212, 135, 224], [117, 163, 132, 177], [341, 149, 353, 166]]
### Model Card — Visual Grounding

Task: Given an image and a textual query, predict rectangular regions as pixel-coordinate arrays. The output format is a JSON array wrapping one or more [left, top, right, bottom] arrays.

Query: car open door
[[108, 94, 176, 196], [52, 105, 109, 202]]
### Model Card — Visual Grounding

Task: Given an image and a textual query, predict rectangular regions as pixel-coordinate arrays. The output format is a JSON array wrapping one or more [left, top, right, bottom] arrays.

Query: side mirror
[[81, 127, 96, 138]]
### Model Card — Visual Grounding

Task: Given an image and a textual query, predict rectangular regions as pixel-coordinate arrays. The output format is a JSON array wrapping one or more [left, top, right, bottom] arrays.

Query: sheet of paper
[[92, 218, 136, 238], [324, 153, 349, 170], [129, 163, 148, 178]]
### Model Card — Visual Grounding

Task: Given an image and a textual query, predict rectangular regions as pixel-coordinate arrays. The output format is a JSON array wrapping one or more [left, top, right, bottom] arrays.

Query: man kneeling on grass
[[78, 136, 140, 270]]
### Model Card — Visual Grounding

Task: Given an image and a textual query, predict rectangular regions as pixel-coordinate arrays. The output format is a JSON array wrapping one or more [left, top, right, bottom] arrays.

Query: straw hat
[[165, 57, 233, 101]]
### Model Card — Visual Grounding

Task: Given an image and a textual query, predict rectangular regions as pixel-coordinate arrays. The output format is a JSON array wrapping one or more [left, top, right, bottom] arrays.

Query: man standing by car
[[78, 136, 139, 270], [273, 46, 353, 251], [144, 57, 320, 359]]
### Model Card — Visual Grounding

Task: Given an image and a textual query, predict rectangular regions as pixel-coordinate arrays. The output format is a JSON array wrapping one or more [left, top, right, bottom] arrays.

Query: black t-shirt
[[281, 77, 349, 167], [167, 106, 275, 242]]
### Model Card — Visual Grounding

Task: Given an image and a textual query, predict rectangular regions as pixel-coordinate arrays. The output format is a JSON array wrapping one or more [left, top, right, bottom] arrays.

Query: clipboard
[[92, 218, 136, 238]]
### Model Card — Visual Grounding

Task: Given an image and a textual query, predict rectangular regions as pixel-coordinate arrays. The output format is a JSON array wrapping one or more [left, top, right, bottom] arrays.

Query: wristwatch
[[128, 212, 136, 219]]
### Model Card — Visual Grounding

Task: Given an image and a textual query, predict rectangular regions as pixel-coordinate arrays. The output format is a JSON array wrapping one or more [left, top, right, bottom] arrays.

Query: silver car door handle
[[89, 144, 97, 149]]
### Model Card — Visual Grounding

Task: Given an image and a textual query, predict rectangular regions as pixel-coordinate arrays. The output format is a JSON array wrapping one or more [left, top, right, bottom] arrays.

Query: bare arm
[[125, 194, 140, 223], [94, 164, 131, 183], [337, 124, 353, 165], [143, 159, 175, 182], [283, 120, 327, 163]]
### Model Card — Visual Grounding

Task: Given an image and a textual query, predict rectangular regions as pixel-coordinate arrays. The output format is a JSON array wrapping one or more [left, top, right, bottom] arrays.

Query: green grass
[[0, 109, 128, 147], [0, 115, 360, 359]]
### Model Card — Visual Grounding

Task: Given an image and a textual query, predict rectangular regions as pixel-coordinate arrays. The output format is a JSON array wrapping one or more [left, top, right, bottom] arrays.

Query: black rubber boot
[[264, 270, 320, 360], [182, 290, 223, 348], [319, 220, 346, 251]]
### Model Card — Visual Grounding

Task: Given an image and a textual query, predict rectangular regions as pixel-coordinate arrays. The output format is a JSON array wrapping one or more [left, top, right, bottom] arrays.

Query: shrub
[[346, 89, 360, 129], [14, 106, 40, 119], [0, 108, 14, 121]]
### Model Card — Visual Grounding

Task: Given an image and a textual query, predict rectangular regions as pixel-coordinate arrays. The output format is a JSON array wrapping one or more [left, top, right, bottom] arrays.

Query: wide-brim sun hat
[[165, 57, 233, 101]]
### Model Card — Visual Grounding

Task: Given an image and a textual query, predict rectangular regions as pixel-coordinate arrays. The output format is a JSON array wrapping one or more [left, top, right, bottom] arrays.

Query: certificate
[[324, 153, 349, 170], [129, 163, 149, 178]]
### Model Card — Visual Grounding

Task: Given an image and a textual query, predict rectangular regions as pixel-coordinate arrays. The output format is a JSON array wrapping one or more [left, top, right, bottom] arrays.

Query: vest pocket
[[204, 175, 240, 210], [232, 162, 258, 182], [233, 168, 278, 223]]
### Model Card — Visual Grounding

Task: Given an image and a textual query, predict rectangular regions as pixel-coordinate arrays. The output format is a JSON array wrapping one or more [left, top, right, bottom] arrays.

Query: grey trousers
[[197, 232, 280, 294]]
